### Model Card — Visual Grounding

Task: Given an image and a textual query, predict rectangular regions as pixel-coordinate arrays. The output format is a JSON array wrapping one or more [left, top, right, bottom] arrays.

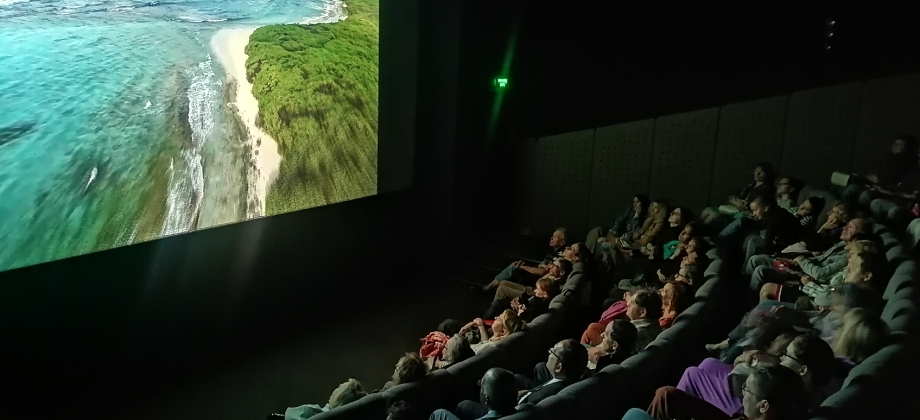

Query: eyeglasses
[[781, 351, 803, 364], [548, 347, 561, 360], [741, 382, 765, 400]]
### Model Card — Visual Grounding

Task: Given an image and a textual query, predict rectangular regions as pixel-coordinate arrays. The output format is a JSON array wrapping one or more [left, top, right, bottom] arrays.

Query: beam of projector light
[[487, 14, 520, 141]]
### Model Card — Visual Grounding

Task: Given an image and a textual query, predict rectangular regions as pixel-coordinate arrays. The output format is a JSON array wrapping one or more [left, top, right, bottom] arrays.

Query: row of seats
[[501, 186, 920, 420], [311, 261, 591, 420]]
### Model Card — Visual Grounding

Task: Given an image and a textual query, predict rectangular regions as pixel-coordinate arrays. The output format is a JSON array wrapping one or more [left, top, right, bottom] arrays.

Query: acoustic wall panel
[[529, 130, 595, 237], [513, 137, 539, 235], [710, 96, 789, 206], [780, 82, 862, 186], [648, 108, 720, 212], [587, 119, 655, 228], [851, 72, 920, 176]]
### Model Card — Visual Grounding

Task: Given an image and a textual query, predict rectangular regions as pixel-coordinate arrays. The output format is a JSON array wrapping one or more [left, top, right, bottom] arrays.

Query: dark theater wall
[[0, 0, 467, 418]]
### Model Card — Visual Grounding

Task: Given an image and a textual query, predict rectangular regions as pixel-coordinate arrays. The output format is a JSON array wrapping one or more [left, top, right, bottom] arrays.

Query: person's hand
[[866, 174, 880, 184], [793, 255, 806, 265], [812, 251, 822, 257], [734, 350, 762, 366], [518, 390, 529, 398], [597, 237, 606, 243], [473, 318, 484, 327], [460, 322, 474, 333], [657, 269, 667, 282], [800, 276, 813, 285], [510, 299, 521, 311], [512, 261, 524, 267], [516, 305, 527, 315], [587, 346, 607, 363], [903, 191, 919, 200]]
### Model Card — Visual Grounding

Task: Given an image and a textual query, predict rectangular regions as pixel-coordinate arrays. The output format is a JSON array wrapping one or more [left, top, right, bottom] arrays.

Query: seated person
[[832, 308, 890, 366], [702, 162, 777, 229], [650, 334, 834, 419], [659, 281, 694, 328], [381, 353, 429, 391], [485, 276, 557, 321], [841, 134, 918, 206], [460, 310, 525, 354], [483, 229, 568, 290], [426, 334, 475, 370], [745, 217, 873, 304], [586, 319, 638, 372], [592, 194, 651, 257], [625, 363, 807, 420], [775, 176, 802, 214], [758, 246, 887, 305], [627, 289, 664, 351], [387, 401, 425, 420], [513, 339, 588, 405], [707, 283, 883, 359], [792, 196, 824, 231], [867, 149, 920, 227], [429, 368, 524, 420], [486, 259, 571, 313], [655, 237, 710, 287], [482, 242, 586, 292], [609, 200, 669, 264], [731, 194, 802, 264], [284, 379, 367, 420]]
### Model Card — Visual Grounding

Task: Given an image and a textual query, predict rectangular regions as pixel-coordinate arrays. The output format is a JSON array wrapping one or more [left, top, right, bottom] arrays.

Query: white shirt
[[518, 378, 563, 404]]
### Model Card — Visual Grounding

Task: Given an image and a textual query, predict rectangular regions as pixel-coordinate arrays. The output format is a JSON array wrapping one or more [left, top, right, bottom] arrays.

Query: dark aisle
[[112, 278, 488, 420]]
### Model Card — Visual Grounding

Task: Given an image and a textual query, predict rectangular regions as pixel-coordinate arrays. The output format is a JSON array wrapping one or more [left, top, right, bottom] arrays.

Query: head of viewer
[[550, 228, 568, 248], [546, 339, 588, 381], [602, 319, 638, 354], [563, 242, 588, 263], [627, 289, 663, 322], [533, 277, 555, 298], [749, 194, 776, 220], [741, 363, 808, 420], [833, 308, 889, 364], [392, 353, 428, 385], [798, 196, 825, 218], [668, 206, 694, 227], [678, 222, 698, 244], [443, 335, 475, 366], [492, 310, 524, 338], [844, 251, 888, 289], [841, 217, 873, 241], [753, 162, 776, 184], [328, 379, 367, 408], [780, 334, 835, 390], [648, 200, 669, 222], [548, 258, 573, 278], [478, 368, 519, 414], [632, 194, 651, 215]]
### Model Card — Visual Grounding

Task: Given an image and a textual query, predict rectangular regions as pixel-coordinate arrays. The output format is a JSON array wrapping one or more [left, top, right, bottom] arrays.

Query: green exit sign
[[493, 77, 509, 90]]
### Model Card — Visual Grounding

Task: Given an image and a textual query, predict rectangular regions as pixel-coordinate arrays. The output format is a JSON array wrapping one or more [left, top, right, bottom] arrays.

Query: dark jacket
[[738, 182, 776, 207], [760, 205, 802, 254], [610, 208, 644, 236], [875, 153, 916, 187], [518, 294, 551, 322], [592, 351, 631, 373]]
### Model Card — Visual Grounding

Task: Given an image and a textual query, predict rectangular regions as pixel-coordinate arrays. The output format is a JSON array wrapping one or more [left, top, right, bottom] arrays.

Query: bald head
[[479, 368, 518, 413]]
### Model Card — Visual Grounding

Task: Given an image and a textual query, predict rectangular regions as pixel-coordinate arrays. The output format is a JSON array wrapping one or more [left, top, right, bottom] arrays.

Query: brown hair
[[501, 310, 525, 334], [662, 281, 693, 315], [535, 277, 555, 294], [392, 353, 428, 385]]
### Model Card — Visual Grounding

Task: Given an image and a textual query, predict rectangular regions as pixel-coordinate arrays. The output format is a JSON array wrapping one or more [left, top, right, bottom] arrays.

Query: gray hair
[[554, 228, 569, 244]]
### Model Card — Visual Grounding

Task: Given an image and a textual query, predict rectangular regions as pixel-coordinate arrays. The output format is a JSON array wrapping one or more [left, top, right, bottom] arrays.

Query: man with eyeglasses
[[514, 339, 587, 405], [622, 363, 807, 420]]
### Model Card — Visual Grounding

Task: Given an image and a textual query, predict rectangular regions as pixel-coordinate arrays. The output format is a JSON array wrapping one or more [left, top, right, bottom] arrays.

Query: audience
[[624, 363, 807, 420], [484, 229, 568, 290], [289, 152, 915, 420], [284, 379, 367, 420], [430, 368, 523, 420], [842, 134, 919, 206], [746, 217, 873, 304], [593, 194, 652, 258]]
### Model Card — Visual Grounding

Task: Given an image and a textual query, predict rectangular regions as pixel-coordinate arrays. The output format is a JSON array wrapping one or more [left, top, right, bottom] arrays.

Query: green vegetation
[[246, 0, 379, 215]]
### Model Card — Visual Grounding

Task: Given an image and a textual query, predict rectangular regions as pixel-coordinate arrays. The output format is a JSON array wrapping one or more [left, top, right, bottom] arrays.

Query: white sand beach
[[211, 28, 281, 217]]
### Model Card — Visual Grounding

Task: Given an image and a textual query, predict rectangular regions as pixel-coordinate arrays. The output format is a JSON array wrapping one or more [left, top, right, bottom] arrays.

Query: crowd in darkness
[[273, 135, 917, 420]]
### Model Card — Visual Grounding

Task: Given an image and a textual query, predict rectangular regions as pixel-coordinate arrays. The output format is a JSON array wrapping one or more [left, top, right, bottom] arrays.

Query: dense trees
[[246, 0, 379, 214]]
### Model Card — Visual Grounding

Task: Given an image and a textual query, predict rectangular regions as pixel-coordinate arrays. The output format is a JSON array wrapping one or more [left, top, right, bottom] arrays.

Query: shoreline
[[211, 28, 281, 218]]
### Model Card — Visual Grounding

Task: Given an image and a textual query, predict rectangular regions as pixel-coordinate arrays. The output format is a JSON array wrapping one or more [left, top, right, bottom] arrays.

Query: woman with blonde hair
[[284, 378, 368, 419], [833, 308, 890, 364]]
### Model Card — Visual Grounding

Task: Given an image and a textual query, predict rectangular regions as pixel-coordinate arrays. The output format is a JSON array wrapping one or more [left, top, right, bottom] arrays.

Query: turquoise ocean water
[[0, 0, 340, 272]]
